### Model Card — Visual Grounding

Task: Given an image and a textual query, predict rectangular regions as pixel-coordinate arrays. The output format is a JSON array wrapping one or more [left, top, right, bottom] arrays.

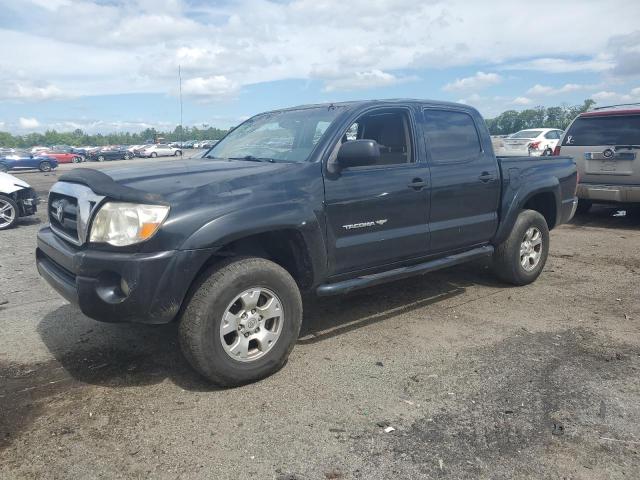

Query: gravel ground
[[1, 160, 639, 479]]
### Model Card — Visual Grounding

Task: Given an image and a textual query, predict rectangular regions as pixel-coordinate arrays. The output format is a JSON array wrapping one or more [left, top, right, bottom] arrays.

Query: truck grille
[[49, 192, 80, 243], [48, 182, 105, 246]]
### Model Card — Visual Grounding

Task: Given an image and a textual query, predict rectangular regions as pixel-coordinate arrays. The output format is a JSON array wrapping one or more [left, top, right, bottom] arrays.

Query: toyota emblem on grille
[[603, 147, 615, 158], [54, 201, 66, 223]]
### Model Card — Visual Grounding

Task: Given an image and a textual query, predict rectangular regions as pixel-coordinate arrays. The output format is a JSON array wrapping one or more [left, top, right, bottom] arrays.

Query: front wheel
[[0, 195, 19, 230], [174, 150, 182, 156], [150, 152, 158, 158], [124, 153, 131, 160], [39, 161, 52, 172], [179, 257, 302, 387], [97, 155, 105, 162], [492, 209, 549, 286], [72, 156, 82, 163]]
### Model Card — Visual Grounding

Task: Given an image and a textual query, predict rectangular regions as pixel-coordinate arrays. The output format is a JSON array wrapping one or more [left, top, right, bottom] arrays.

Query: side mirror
[[336, 139, 380, 169]]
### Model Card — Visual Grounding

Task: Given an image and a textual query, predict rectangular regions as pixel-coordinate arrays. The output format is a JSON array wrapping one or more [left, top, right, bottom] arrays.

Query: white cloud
[[591, 88, 640, 104], [512, 97, 532, 105], [19, 117, 40, 129], [502, 57, 613, 73], [323, 70, 415, 92], [526, 83, 594, 96], [443, 72, 502, 92], [2, 81, 65, 101], [181, 76, 240, 100], [0, 0, 638, 103]]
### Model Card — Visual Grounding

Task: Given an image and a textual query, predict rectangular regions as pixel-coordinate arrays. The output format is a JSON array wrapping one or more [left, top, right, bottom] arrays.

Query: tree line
[[0, 99, 597, 148], [0, 125, 229, 149], [485, 99, 595, 135]]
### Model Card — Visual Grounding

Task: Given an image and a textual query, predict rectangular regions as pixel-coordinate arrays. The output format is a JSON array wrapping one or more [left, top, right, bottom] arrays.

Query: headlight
[[89, 202, 170, 246]]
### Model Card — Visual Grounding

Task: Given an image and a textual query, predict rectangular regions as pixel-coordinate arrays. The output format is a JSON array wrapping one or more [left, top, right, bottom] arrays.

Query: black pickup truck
[[36, 100, 578, 386]]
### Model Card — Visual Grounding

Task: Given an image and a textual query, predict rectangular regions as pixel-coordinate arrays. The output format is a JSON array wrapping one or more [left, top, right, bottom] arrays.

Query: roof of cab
[[268, 98, 479, 113]]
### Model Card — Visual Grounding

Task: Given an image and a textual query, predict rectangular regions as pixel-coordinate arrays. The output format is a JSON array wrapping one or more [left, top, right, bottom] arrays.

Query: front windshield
[[206, 106, 343, 163]]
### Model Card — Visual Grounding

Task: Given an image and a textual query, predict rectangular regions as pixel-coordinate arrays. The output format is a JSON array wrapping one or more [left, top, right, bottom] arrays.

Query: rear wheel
[[174, 150, 182, 156], [151, 152, 158, 158], [493, 209, 549, 286], [542, 148, 553, 156], [97, 155, 105, 162], [39, 161, 52, 172], [124, 153, 131, 160], [0, 195, 19, 230], [179, 256, 302, 387], [72, 156, 82, 163]]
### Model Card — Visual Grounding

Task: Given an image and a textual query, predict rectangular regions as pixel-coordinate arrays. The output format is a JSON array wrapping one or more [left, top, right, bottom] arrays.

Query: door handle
[[478, 172, 496, 183], [408, 178, 428, 189]]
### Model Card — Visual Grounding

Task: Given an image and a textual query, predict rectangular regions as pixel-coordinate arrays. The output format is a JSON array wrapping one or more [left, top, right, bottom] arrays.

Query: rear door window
[[423, 109, 481, 163], [563, 114, 640, 146]]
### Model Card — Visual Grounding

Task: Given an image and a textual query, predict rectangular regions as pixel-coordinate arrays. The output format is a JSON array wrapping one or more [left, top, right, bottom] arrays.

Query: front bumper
[[36, 227, 214, 324], [578, 183, 640, 204]]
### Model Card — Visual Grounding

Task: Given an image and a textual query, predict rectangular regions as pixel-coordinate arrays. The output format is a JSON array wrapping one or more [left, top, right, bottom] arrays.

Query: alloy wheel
[[0, 198, 16, 228], [520, 227, 542, 271], [219, 287, 284, 362]]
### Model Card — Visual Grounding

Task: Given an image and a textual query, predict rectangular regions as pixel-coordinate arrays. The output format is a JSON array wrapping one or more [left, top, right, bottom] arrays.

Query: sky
[[1, 0, 640, 134]]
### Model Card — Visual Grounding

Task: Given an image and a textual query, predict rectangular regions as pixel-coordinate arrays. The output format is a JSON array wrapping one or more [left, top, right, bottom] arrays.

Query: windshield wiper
[[228, 155, 277, 163]]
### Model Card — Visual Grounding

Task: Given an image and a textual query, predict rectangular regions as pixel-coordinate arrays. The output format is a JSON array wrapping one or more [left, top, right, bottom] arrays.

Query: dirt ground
[[1, 161, 639, 479]]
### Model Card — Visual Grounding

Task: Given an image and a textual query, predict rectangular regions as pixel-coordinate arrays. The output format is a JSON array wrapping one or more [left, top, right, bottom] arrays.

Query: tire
[[0, 195, 19, 230], [151, 152, 157, 158], [124, 153, 131, 160], [575, 200, 592, 215], [174, 150, 182, 156], [179, 256, 303, 387], [72, 156, 82, 163], [97, 155, 105, 162], [543, 148, 553, 156], [39, 161, 52, 172], [0, 163, 8, 173], [492, 209, 550, 286]]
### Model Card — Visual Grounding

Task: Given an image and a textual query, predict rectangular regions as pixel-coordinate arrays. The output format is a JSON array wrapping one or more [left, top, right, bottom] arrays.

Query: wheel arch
[[493, 178, 561, 245]]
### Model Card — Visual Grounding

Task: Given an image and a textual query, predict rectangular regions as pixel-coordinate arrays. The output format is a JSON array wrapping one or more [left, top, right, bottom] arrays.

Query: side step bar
[[316, 245, 494, 296]]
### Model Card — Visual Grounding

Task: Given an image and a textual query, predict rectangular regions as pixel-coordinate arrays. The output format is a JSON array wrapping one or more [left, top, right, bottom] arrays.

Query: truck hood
[[59, 159, 295, 204]]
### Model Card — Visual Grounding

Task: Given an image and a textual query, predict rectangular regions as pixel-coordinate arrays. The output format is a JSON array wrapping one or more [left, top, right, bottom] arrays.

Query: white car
[[500, 128, 564, 156], [0, 172, 38, 230], [140, 144, 183, 158]]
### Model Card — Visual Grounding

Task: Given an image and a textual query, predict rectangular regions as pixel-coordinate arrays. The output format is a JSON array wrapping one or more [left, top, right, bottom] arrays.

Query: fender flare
[[492, 176, 561, 245], [180, 202, 328, 285]]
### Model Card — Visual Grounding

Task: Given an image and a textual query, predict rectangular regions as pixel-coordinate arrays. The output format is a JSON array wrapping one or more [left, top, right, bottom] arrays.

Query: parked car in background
[[133, 145, 152, 157], [556, 104, 640, 213], [86, 146, 133, 162], [29, 146, 49, 154], [41, 149, 84, 164], [500, 128, 563, 156], [180, 140, 197, 149], [200, 140, 219, 149], [0, 151, 58, 172], [139, 144, 182, 158], [0, 172, 39, 230]]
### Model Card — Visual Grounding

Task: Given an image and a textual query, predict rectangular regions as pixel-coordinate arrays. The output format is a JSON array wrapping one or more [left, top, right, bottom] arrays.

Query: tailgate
[[561, 113, 640, 185]]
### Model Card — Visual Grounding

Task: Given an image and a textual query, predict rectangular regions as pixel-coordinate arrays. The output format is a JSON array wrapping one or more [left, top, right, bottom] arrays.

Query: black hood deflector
[[59, 168, 168, 205]]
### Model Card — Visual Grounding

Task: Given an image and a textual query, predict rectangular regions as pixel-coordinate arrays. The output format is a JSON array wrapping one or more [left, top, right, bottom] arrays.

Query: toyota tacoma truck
[[36, 100, 578, 386]]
